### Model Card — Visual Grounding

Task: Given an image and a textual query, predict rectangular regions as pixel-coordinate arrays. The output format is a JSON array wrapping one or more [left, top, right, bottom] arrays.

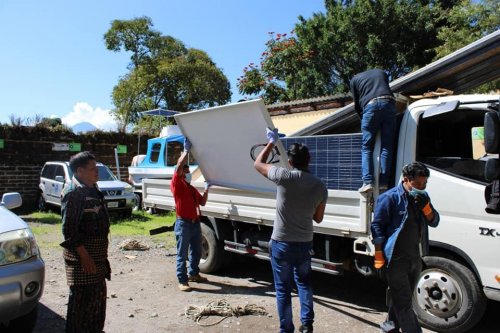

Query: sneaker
[[358, 183, 373, 193], [299, 324, 313, 333], [178, 282, 192, 292], [188, 274, 208, 283]]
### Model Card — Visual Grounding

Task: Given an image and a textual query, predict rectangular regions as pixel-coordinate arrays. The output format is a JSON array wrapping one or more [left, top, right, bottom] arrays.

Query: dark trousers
[[382, 256, 422, 333], [66, 280, 107, 333]]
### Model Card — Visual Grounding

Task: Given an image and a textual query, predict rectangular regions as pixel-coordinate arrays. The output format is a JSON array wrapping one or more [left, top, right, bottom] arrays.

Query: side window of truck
[[166, 141, 197, 166], [416, 107, 488, 183], [41, 165, 55, 180]]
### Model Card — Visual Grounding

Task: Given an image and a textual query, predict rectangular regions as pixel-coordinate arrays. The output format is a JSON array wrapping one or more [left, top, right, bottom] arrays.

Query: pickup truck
[[143, 94, 500, 333]]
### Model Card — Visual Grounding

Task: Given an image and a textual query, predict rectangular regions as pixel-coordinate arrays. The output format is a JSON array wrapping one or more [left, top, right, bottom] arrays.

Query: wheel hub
[[415, 270, 462, 318]]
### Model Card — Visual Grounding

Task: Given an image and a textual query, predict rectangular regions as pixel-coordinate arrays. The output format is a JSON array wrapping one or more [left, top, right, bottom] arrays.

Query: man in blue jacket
[[371, 162, 440, 333]]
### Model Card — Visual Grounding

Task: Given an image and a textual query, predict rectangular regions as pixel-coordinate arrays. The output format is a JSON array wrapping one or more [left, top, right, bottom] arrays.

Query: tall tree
[[105, 17, 231, 131], [238, 0, 468, 104]]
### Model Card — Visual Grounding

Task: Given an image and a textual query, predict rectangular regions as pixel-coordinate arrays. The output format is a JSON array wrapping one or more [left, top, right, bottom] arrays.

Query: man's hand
[[76, 246, 96, 274], [183, 138, 192, 152], [266, 128, 279, 145], [204, 182, 211, 191], [414, 193, 432, 215], [374, 250, 385, 269]]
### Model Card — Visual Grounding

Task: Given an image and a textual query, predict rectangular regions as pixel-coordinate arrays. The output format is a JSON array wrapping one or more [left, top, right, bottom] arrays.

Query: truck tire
[[413, 256, 486, 333], [38, 193, 47, 212], [199, 223, 224, 273], [5, 304, 38, 332]]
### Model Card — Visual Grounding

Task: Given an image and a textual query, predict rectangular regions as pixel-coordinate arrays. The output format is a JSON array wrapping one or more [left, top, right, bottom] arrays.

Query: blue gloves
[[204, 182, 211, 191], [183, 138, 192, 152], [266, 127, 279, 145]]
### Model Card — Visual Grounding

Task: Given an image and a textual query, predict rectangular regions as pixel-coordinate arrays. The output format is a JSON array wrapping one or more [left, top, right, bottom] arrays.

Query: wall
[[0, 125, 150, 208]]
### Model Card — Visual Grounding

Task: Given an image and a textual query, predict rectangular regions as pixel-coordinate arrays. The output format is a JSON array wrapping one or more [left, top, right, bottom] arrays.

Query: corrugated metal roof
[[293, 29, 500, 136]]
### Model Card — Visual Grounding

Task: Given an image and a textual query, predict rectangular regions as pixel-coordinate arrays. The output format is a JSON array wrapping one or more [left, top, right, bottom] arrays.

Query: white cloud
[[62, 102, 117, 131]]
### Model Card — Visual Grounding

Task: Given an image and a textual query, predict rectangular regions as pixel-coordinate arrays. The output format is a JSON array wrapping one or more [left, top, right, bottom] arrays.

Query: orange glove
[[374, 250, 385, 269]]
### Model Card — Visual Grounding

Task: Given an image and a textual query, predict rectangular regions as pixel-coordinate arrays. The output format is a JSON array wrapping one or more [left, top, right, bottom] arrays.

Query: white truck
[[143, 31, 500, 332], [143, 94, 500, 333]]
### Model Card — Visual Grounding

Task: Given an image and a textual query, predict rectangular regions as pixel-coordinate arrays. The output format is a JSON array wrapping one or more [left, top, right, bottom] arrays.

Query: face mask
[[409, 187, 426, 197], [184, 173, 192, 183]]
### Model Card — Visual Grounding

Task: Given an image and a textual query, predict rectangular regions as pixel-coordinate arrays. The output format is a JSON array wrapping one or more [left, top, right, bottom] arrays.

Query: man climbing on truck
[[254, 128, 328, 333]]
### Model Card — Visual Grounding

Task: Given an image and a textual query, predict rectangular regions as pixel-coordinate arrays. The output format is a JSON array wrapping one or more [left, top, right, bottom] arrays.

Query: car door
[[40, 164, 56, 204], [52, 165, 66, 205]]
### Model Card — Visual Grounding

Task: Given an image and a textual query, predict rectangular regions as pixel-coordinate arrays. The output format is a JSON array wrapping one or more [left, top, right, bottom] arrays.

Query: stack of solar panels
[[281, 134, 363, 190]]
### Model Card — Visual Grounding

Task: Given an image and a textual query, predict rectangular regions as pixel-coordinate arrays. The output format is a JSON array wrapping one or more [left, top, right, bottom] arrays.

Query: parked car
[[0, 192, 44, 332], [39, 161, 135, 218]]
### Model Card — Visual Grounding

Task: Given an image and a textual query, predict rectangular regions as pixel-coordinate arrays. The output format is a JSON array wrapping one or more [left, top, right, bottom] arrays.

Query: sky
[[0, 0, 326, 131]]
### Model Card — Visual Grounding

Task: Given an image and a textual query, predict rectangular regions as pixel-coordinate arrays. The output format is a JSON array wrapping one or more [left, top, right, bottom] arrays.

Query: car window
[[41, 165, 56, 179], [54, 165, 65, 180], [98, 165, 117, 181]]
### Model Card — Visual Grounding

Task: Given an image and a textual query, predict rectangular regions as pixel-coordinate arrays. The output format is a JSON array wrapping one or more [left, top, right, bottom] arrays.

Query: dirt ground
[[31, 230, 499, 333]]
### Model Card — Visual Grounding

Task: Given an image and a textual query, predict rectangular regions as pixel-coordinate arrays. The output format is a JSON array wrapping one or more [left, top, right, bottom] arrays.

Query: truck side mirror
[[484, 111, 500, 153]]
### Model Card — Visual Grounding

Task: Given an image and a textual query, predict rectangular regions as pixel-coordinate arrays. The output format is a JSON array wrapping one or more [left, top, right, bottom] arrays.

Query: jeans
[[270, 240, 314, 333], [381, 256, 423, 333], [361, 99, 396, 186], [174, 218, 202, 283]]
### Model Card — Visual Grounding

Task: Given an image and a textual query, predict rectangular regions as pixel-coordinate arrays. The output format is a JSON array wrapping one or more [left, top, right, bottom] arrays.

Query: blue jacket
[[371, 182, 440, 264]]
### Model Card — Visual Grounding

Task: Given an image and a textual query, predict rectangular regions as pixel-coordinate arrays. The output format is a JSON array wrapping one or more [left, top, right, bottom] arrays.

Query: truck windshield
[[98, 166, 118, 181]]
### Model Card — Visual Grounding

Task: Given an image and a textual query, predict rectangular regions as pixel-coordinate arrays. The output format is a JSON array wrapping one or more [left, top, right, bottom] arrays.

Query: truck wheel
[[133, 193, 141, 211], [7, 304, 38, 332], [38, 193, 47, 212], [413, 256, 486, 333], [199, 223, 223, 273]]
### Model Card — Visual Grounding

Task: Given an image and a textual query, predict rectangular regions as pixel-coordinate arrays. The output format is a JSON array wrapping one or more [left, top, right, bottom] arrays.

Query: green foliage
[[239, 0, 497, 103], [105, 17, 231, 131], [435, 0, 500, 59]]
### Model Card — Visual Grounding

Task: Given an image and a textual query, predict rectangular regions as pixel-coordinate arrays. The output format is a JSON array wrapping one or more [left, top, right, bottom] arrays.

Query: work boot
[[299, 324, 313, 333], [188, 274, 208, 283], [178, 282, 192, 292], [358, 183, 373, 193]]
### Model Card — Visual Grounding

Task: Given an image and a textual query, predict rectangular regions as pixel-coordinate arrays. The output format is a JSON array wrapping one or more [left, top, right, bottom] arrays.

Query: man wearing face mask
[[171, 138, 209, 291], [371, 162, 440, 333]]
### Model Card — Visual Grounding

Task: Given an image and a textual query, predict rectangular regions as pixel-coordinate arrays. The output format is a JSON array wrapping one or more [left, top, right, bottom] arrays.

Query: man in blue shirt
[[371, 162, 440, 333], [350, 68, 396, 192]]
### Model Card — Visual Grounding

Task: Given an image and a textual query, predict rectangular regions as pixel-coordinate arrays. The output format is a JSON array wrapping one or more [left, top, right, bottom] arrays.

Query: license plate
[[107, 201, 119, 208]]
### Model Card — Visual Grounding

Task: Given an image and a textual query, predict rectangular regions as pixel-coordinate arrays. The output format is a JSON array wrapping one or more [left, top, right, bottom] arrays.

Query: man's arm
[[199, 183, 210, 206], [254, 128, 280, 178], [254, 142, 275, 178], [176, 138, 191, 175], [313, 203, 326, 223]]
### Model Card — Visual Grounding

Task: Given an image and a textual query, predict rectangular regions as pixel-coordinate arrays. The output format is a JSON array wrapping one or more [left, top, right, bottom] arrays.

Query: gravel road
[[31, 231, 499, 333]]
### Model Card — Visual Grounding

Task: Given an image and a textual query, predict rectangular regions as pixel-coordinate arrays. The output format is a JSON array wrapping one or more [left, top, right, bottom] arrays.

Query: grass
[[25, 210, 177, 248]]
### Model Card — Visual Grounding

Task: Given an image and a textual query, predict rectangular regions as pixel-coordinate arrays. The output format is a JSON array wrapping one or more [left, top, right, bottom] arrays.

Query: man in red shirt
[[171, 138, 209, 291]]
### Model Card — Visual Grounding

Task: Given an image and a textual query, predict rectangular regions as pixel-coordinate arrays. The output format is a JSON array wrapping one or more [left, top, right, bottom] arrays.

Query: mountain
[[72, 121, 98, 133]]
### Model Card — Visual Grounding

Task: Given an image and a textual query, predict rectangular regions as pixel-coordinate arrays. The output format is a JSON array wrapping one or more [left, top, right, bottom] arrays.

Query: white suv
[[39, 161, 135, 218], [0, 192, 44, 331]]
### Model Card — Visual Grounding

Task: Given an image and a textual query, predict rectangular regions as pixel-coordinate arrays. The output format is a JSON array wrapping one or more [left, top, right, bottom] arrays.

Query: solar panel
[[140, 108, 179, 117], [282, 134, 363, 190]]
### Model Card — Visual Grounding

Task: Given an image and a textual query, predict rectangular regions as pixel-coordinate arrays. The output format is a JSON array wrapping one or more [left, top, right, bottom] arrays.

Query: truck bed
[[142, 178, 371, 238]]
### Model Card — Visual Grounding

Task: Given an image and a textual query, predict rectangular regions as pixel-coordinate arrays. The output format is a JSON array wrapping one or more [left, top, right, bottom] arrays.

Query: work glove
[[414, 193, 432, 216], [266, 127, 279, 145], [204, 182, 211, 191], [374, 250, 385, 269], [183, 138, 192, 152]]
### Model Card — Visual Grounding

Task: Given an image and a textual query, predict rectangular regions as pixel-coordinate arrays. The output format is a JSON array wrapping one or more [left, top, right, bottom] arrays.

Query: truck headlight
[[0, 229, 40, 266], [124, 184, 134, 194]]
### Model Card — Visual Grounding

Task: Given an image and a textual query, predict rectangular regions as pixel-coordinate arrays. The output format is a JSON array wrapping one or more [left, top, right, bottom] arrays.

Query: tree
[[434, 0, 499, 59], [238, 0, 468, 103], [105, 18, 231, 131], [104, 16, 161, 69]]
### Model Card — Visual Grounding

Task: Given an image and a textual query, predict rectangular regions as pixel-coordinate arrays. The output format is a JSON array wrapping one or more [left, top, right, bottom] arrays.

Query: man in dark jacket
[[350, 68, 396, 192], [371, 162, 440, 333], [61, 151, 111, 333]]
